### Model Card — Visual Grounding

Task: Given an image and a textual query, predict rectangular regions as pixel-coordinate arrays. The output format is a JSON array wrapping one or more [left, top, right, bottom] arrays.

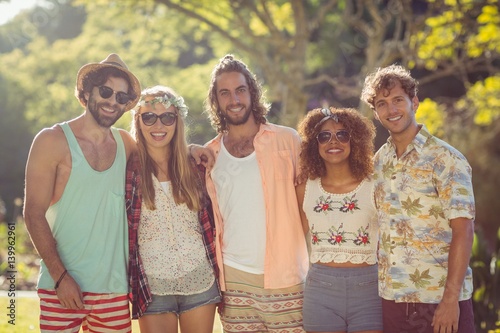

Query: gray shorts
[[303, 264, 383, 332], [144, 281, 221, 315]]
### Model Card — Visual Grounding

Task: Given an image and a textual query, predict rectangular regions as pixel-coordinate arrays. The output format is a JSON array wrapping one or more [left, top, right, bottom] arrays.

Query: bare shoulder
[[118, 128, 134, 142], [29, 125, 68, 162], [25, 125, 71, 210], [118, 128, 137, 159]]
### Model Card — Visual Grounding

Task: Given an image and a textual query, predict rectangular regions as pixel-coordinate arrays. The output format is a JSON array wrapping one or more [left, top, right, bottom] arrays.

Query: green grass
[[0, 221, 223, 332], [1, 296, 39, 332], [0, 296, 223, 332]]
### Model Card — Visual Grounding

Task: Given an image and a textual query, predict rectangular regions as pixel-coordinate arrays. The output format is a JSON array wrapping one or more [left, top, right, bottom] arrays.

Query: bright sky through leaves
[[0, 0, 39, 25]]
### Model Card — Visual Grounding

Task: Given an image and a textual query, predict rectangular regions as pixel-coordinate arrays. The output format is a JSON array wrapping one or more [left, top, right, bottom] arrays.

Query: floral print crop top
[[303, 177, 379, 265]]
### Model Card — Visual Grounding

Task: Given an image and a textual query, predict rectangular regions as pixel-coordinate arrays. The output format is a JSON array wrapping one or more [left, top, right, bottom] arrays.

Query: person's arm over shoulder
[[283, 125, 302, 182], [295, 181, 309, 236], [189, 143, 216, 168], [23, 126, 84, 309], [289, 126, 301, 150], [125, 151, 141, 213], [119, 129, 137, 161]]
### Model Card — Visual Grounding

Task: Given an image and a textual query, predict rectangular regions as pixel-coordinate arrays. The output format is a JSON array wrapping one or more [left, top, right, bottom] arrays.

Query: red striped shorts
[[38, 289, 131, 333]]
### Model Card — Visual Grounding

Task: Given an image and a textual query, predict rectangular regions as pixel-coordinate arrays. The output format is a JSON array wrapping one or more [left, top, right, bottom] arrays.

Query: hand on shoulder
[[189, 144, 215, 168]]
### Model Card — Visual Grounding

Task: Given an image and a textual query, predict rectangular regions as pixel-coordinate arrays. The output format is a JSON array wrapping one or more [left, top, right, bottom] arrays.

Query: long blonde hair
[[131, 85, 201, 211]]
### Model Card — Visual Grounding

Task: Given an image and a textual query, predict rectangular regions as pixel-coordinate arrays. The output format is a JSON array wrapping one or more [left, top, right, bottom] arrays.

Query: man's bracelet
[[54, 270, 68, 290]]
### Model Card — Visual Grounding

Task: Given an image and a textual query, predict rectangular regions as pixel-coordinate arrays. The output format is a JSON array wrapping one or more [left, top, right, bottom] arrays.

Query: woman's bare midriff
[[316, 261, 374, 268]]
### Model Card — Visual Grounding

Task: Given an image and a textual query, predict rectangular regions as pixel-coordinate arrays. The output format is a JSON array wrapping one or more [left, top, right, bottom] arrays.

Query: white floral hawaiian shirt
[[373, 125, 475, 303]]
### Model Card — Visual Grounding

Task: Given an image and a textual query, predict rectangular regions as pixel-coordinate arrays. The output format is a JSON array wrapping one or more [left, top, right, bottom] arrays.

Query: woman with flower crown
[[125, 85, 221, 333], [295, 107, 382, 333]]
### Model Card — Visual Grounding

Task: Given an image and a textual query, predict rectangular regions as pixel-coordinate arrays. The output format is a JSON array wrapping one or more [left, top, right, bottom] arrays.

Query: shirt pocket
[[404, 166, 435, 196], [397, 166, 438, 218]]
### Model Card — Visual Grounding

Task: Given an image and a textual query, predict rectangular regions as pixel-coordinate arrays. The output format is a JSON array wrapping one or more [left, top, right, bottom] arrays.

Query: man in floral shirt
[[361, 64, 476, 333]]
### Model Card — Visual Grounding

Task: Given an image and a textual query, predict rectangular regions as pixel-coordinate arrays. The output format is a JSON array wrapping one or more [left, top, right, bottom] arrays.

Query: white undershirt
[[212, 141, 267, 274]]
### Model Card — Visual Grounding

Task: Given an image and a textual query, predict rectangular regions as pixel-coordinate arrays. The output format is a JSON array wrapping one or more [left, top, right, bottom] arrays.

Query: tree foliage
[[151, 0, 346, 127], [0, 0, 499, 329]]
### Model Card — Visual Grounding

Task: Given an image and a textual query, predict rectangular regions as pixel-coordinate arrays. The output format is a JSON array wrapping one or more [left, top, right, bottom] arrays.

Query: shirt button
[[392, 262, 396, 265], [391, 175, 396, 180]]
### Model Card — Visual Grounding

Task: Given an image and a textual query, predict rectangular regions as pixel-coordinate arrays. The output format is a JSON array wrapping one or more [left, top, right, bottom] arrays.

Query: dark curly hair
[[360, 64, 418, 110], [204, 54, 268, 133], [297, 107, 375, 181]]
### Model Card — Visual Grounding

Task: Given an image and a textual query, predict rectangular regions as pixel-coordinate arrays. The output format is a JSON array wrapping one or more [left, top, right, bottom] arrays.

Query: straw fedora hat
[[76, 53, 141, 110]]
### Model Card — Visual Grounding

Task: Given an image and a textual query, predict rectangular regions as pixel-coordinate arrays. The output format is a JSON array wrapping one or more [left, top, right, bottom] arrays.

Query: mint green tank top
[[38, 122, 128, 293]]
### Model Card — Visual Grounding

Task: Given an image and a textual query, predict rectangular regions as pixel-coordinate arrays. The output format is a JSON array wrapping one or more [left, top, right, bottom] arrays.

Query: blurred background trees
[[0, 0, 498, 330]]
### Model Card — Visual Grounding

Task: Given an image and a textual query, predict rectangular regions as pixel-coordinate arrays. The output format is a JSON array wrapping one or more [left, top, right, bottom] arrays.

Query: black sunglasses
[[98, 86, 132, 105], [316, 130, 351, 144], [140, 112, 177, 126]]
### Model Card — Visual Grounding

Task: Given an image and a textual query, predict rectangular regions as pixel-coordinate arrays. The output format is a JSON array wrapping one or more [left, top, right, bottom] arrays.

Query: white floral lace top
[[138, 177, 214, 295], [303, 177, 379, 265]]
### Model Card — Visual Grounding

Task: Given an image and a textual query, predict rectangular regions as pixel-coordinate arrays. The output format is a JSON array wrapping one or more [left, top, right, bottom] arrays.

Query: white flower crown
[[137, 94, 188, 118]]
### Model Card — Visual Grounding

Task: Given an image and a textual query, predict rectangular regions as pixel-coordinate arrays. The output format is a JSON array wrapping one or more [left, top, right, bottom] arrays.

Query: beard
[[87, 91, 126, 128], [224, 104, 253, 126]]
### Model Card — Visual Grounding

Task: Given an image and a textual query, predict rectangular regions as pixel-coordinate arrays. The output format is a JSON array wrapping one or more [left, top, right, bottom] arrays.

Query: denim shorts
[[303, 264, 383, 332], [144, 281, 221, 315]]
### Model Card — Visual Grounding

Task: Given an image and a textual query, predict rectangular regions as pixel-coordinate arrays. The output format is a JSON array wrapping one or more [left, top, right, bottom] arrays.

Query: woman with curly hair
[[296, 107, 382, 333]]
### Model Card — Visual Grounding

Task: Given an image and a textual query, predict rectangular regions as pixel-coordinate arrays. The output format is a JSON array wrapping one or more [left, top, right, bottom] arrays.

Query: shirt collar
[[257, 122, 274, 134], [208, 122, 270, 153], [217, 122, 273, 140], [386, 124, 431, 156]]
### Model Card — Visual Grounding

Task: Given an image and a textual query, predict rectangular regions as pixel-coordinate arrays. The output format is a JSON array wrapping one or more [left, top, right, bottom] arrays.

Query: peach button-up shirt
[[205, 123, 309, 291]]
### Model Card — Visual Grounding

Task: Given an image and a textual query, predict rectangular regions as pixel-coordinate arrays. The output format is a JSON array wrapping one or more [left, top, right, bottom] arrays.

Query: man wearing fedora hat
[[24, 53, 140, 332]]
